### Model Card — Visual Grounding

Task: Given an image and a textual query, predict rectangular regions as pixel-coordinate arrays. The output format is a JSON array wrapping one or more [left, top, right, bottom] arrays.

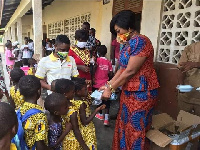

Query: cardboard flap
[[152, 113, 174, 130], [177, 110, 200, 127], [146, 130, 172, 147]]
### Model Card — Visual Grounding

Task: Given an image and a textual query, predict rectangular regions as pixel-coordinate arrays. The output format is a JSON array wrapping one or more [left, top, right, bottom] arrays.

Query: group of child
[[0, 66, 106, 149]]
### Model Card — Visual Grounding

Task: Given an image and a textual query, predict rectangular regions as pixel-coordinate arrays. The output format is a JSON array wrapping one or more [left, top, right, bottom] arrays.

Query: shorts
[[98, 100, 110, 109]]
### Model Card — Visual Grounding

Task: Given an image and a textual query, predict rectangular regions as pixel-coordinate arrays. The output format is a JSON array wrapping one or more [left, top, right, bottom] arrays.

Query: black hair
[[97, 45, 107, 56], [51, 79, 59, 92], [28, 58, 36, 65], [55, 35, 70, 45], [7, 40, 11, 43], [10, 68, 25, 83], [71, 77, 86, 92], [28, 39, 33, 42], [110, 10, 136, 35], [52, 39, 55, 44], [90, 28, 96, 34], [48, 40, 52, 44], [44, 93, 67, 113], [22, 58, 29, 66], [83, 22, 90, 29], [0, 102, 17, 140], [75, 29, 89, 41], [5, 42, 12, 48], [55, 78, 75, 94], [19, 75, 41, 97]]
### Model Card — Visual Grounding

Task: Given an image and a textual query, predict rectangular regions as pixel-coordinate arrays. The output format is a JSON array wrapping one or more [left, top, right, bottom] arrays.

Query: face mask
[[34, 64, 37, 69], [57, 52, 68, 59], [77, 41, 87, 49], [117, 32, 130, 43]]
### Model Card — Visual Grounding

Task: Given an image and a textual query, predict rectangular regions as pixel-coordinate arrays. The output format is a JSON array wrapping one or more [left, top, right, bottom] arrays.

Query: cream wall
[[140, 0, 162, 59], [42, 0, 113, 57]]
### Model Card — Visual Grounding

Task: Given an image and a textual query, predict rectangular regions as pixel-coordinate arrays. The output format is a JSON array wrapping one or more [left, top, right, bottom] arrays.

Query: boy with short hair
[[0, 102, 18, 150], [19, 75, 49, 149]]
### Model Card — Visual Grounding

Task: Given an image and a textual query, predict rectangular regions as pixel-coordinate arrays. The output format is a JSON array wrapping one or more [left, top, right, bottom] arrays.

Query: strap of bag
[[22, 108, 42, 123]]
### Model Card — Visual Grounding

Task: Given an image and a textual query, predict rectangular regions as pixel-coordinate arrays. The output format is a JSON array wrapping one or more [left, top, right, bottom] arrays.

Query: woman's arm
[[79, 103, 105, 126], [111, 56, 146, 89], [102, 56, 146, 99], [70, 112, 89, 150]]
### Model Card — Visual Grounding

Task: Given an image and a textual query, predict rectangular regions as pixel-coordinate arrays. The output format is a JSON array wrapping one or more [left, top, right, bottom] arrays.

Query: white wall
[[140, 0, 162, 58]]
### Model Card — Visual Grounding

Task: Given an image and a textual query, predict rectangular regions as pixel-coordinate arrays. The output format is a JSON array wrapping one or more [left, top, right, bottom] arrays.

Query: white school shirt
[[35, 53, 79, 94]]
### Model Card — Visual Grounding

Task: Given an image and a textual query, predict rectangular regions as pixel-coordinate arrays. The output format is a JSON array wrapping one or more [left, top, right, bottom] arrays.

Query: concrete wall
[[140, 0, 162, 58]]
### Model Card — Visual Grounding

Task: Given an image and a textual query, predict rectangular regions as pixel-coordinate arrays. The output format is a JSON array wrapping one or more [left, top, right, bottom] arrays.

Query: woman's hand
[[98, 85, 107, 91], [79, 65, 90, 73], [101, 88, 111, 100]]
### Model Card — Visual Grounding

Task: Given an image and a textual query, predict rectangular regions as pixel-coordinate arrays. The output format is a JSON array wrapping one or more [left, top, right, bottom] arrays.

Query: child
[[55, 78, 105, 150], [20, 58, 30, 75], [9, 68, 25, 109], [93, 45, 113, 126], [18, 75, 50, 149], [0, 102, 18, 150], [28, 58, 37, 75], [0, 74, 9, 103], [45, 92, 73, 150]]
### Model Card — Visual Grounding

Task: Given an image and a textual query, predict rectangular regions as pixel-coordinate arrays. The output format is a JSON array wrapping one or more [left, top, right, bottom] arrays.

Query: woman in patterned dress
[[101, 10, 160, 150]]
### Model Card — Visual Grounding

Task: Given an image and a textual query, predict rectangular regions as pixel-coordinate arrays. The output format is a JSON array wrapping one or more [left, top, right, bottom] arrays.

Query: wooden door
[[113, 0, 143, 15], [112, 0, 143, 32]]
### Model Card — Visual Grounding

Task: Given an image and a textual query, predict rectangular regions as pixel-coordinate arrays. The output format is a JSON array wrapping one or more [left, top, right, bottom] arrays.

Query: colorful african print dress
[[10, 86, 24, 109], [69, 46, 91, 80], [112, 35, 160, 150], [62, 99, 97, 150]]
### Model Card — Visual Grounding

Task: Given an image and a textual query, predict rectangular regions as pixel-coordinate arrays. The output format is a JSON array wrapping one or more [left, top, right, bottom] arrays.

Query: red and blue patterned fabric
[[112, 35, 159, 150]]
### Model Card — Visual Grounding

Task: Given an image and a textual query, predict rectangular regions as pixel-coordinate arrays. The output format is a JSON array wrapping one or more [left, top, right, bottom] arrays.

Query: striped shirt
[[35, 53, 79, 93]]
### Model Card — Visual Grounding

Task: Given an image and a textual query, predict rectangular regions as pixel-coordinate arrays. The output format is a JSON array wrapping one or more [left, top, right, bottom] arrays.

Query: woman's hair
[[97, 45, 107, 56], [75, 29, 89, 41], [55, 35, 70, 45], [0, 102, 17, 140], [55, 78, 75, 94], [110, 10, 136, 35], [71, 77, 86, 92], [44, 93, 67, 113], [10, 68, 25, 83], [19, 75, 41, 97]]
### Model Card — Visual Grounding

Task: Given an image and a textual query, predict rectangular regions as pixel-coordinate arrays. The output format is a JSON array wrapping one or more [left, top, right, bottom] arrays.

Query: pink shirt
[[20, 66, 30, 75], [94, 57, 112, 88], [5, 49, 15, 66], [111, 39, 120, 59]]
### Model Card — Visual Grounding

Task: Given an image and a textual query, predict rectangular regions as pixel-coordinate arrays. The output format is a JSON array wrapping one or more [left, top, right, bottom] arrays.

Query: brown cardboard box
[[147, 110, 200, 149]]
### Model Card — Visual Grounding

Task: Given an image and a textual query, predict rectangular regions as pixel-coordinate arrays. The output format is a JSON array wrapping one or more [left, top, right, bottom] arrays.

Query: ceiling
[[0, 0, 55, 28]]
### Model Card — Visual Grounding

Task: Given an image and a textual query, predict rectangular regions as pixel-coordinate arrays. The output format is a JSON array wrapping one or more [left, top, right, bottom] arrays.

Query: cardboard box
[[146, 110, 200, 149]]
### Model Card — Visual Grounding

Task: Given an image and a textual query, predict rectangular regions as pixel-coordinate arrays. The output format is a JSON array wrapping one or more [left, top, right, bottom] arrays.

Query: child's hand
[[96, 104, 106, 111]]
